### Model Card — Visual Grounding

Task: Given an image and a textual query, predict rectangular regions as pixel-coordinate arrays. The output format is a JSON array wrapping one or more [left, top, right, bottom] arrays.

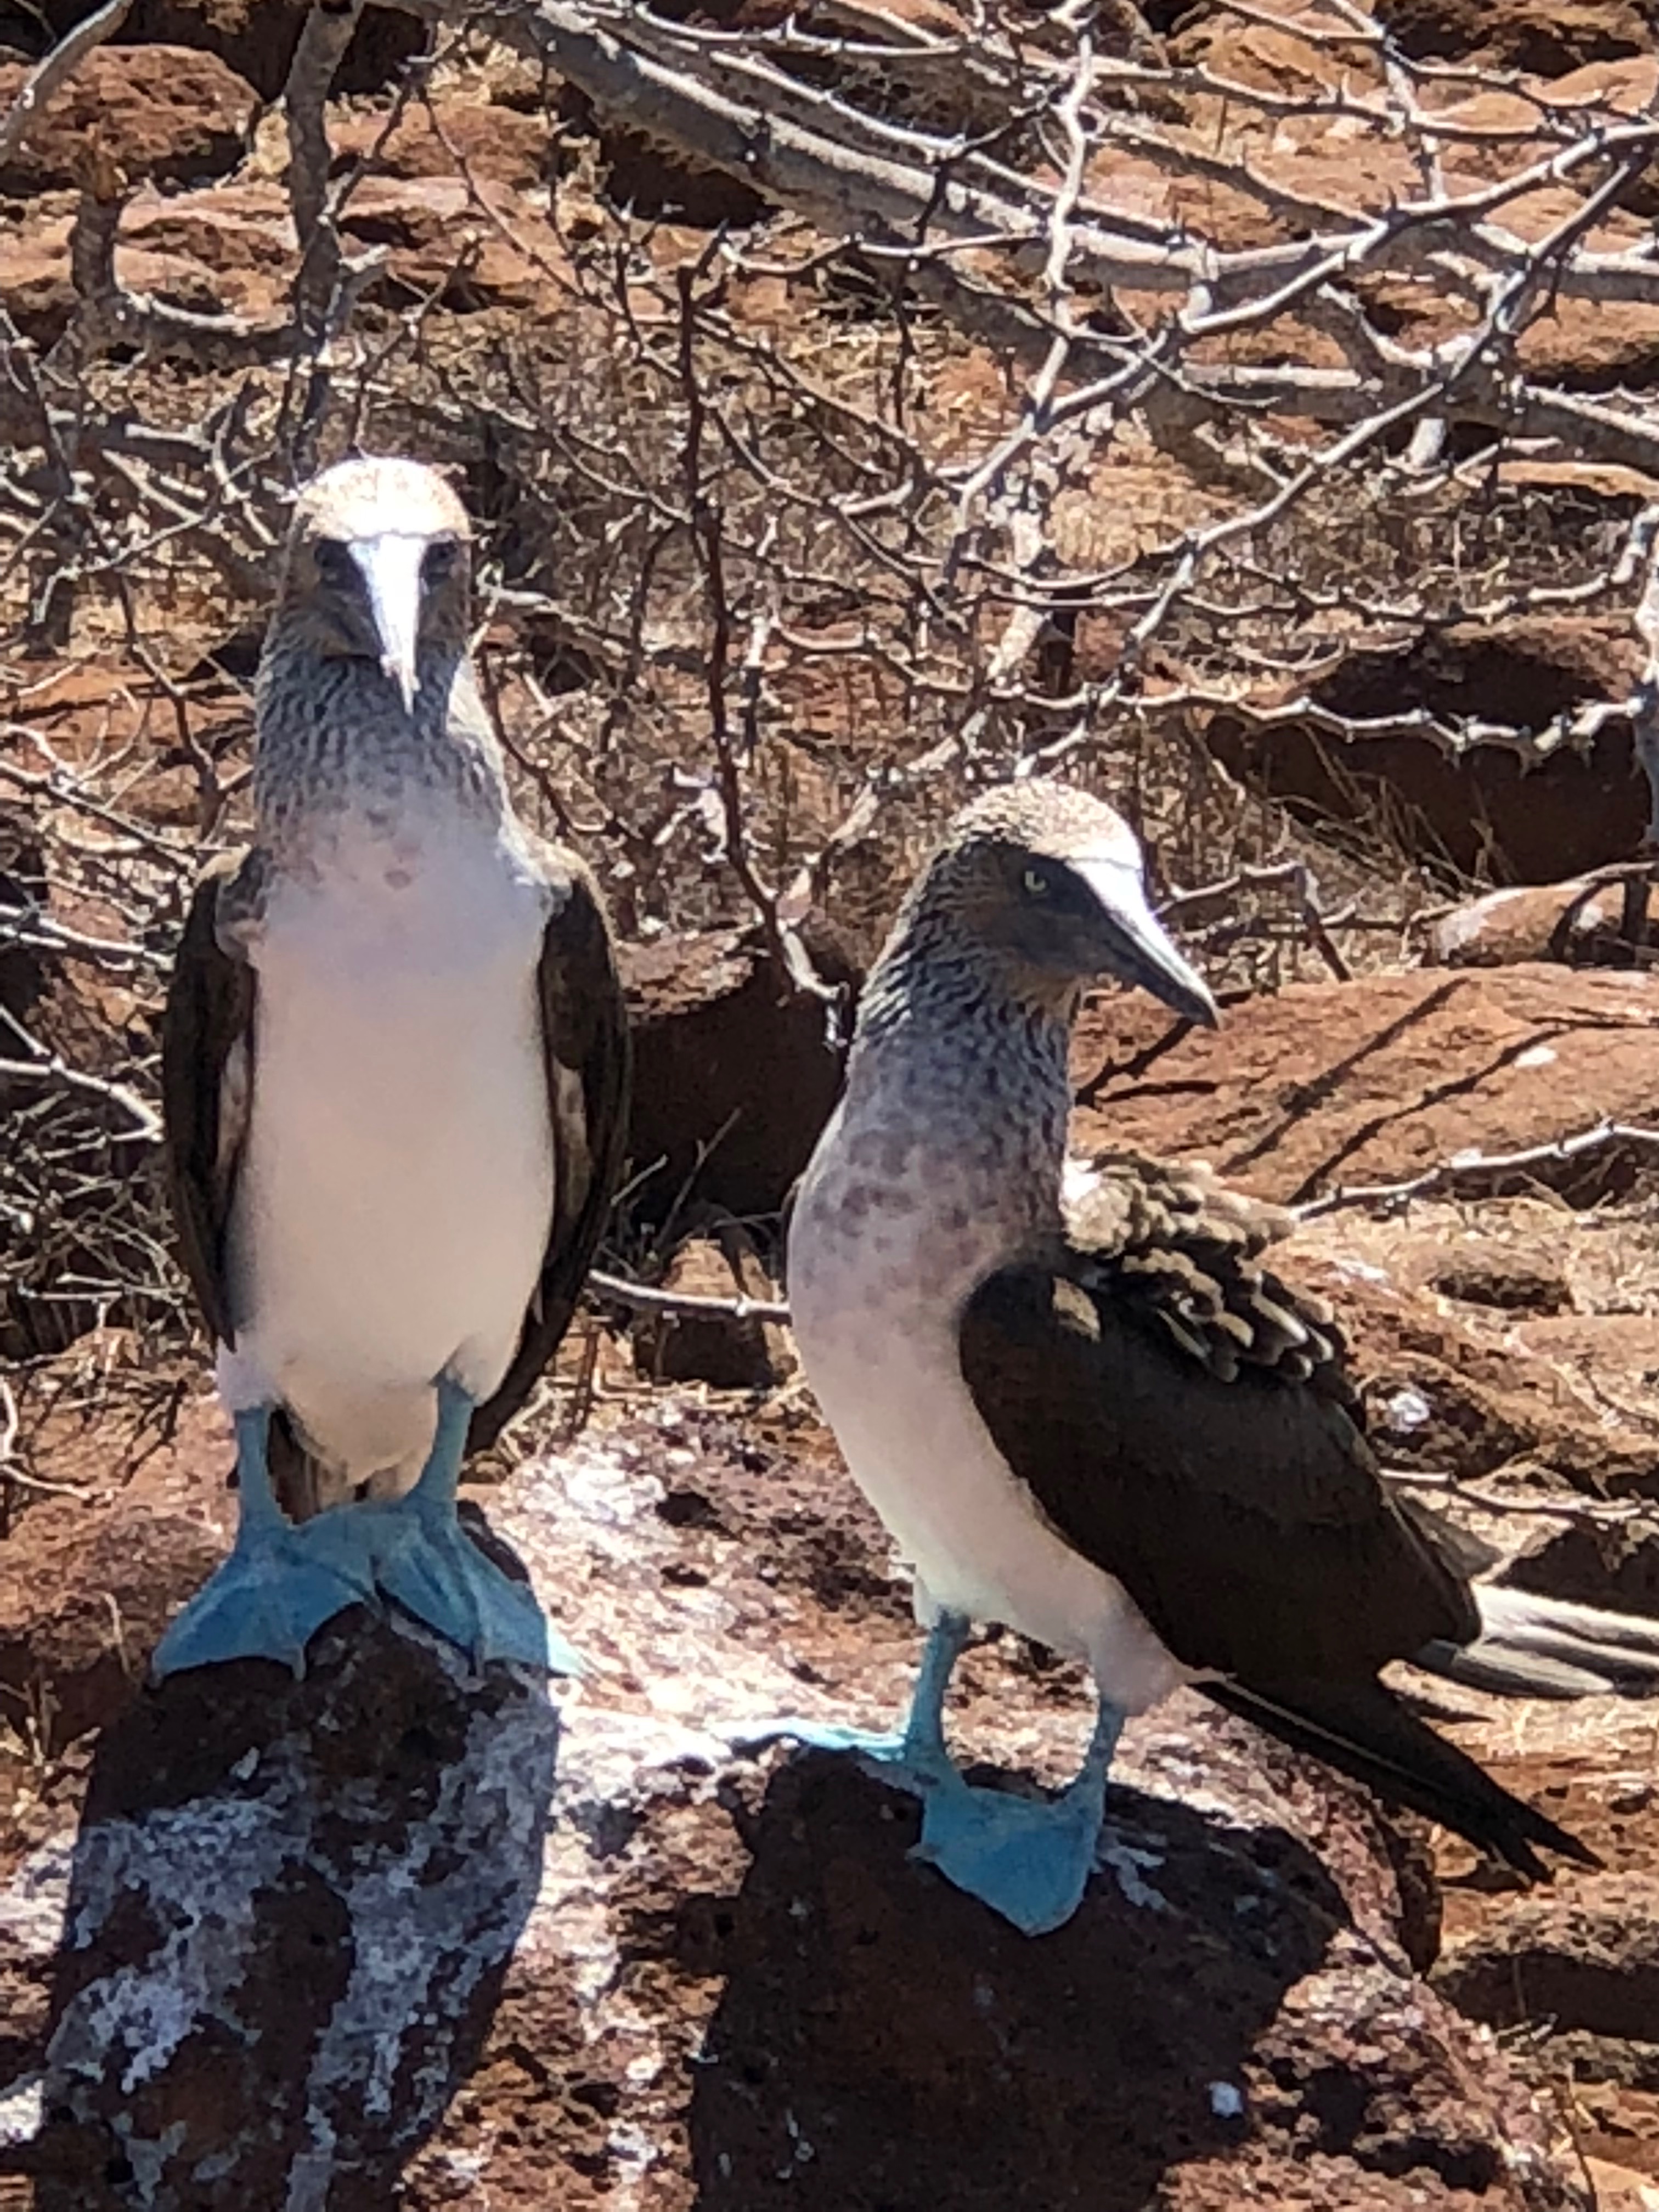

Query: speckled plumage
[[813, 783, 1153, 1306], [786, 778, 1595, 1899], [250, 459, 500, 873], [856, 780, 1154, 1041], [791, 782, 1193, 1701]]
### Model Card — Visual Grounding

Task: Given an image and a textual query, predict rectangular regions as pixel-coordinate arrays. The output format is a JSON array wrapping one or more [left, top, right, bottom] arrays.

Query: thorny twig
[[1295, 1121, 1659, 1221], [0, 0, 134, 168], [1159, 861, 1352, 984], [1383, 1465, 1647, 1530], [8, 0, 1659, 1410], [286, 0, 371, 258], [0, 1055, 162, 1143], [673, 259, 848, 1024]]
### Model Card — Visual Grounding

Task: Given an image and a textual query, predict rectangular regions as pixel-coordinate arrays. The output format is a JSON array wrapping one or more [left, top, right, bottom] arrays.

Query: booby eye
[[423, 539, 460, 585], [313, 538, 354, 586], [1022, 865, 1054, 900]]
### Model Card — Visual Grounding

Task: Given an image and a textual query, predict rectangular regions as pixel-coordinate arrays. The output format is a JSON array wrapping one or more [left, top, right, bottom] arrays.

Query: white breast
[[789, 1110, 1190, 1716], [218, 816, 556, 1493]]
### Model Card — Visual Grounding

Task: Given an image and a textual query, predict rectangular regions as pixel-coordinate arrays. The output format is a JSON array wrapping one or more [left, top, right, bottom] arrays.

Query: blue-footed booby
[[156, 456, 629, 1678], [769, 780, 1595, 1933]]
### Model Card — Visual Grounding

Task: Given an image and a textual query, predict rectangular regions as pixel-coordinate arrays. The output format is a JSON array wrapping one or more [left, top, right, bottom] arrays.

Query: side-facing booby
[[772, 780, 1595, 1933], [157, 455, 629, 1678]]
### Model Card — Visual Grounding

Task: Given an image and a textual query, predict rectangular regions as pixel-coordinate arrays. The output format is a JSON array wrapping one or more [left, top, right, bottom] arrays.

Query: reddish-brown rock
[[0, 1391, 230, 1756], [31, 1617, 561, 2210], [1205, 619, 1646, 886], [0, 154, 580, 349], [629, 1228, 794, 1391], [1276, 1203, 1659, 1497], [0, 47, 257, 196], [684, 1737, 1578, 2212], [1373, 0, 1656, 75], [1432, 1871, 1659, 2050], [0, 225, 77, 351], [620, 923, 859, 1224], [0, 1396, 1600, 2208], [338, 173, 562, 314], [1520, 297, 1659, 391], [1073, 963, 1659, 1209], [3, 1407, 1601, 2203], [24, 3, 423, 103], [328, 99, 552, 194], [1504, 1517, 1659, 1617], [0, 190, 292, 351]]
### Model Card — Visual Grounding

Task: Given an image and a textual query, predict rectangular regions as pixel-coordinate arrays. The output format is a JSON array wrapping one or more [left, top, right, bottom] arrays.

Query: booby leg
[[303, 1375, 575, 1673], [729, 1610, 970, 1785], [732, 1618, 1122, 1932], [152, 1408, 374, 1680], [912, 1694, 1125, 1937]]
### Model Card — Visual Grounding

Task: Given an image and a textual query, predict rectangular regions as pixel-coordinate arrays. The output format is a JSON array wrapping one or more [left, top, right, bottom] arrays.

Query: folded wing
[[958, 1150, 1594, 1874]]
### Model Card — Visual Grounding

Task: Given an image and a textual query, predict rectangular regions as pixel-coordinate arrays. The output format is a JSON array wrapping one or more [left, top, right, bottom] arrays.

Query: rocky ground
[[7, 964, 1659, 2207], [9, 0, 1659, 2203]]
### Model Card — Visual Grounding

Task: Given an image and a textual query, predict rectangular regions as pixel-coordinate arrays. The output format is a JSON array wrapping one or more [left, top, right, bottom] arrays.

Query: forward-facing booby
[[157, 455, 629, 1678], [774, 780, 1595, 1933]]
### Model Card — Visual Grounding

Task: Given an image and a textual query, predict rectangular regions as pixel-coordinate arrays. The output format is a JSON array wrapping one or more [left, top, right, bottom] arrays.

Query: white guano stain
[[0, 1835, 72, 1958], [0, 2073, 43, 2147], [45, 1623, 558, 2205], [55, 1795, 272, 2095]]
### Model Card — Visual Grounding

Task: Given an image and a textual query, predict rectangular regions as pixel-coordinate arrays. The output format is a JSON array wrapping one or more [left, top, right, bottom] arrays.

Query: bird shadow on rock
[[28, 1579, 561, 2212], [678, 1752, 1373, 2212]]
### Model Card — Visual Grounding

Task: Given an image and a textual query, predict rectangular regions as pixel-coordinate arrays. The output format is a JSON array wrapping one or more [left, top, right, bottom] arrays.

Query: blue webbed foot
[[732, 1609, 1125, 1937], [727, 1714, 958, 1797], [309, 1498, 569, 1672], [152, 1539, 373, 1680], [152, 1409, 373, 1680], [304, 1376, 578, 1674], [727, 1611, 971, 1793], [911, 1699, 1125, 1936], [911, 1773, 1103, 1936]]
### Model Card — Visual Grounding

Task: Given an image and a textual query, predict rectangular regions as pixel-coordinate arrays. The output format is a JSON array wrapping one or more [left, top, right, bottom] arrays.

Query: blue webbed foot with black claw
[[730, 1611, 1124, 1935], [303, 1375, 578, 1674], [152, 1408, 373, 1680], [910, 1703, 1122, 1937]]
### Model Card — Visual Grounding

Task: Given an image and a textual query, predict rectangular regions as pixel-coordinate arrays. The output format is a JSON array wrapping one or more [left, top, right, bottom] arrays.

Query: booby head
[[280, 456, 473, 716], [915, 780, 1218, 1027]]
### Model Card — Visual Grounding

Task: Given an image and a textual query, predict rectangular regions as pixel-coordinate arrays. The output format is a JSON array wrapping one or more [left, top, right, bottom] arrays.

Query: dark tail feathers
[[1205, 1675, 1598, 1880]]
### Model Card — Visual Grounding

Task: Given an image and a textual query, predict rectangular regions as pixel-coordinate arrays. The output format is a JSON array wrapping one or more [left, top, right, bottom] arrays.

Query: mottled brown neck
[[252, 628, 511, 859], [843, 913, 1074, 1250]]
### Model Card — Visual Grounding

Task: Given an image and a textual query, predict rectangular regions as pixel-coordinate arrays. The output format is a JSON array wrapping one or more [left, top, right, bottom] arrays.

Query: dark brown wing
[[960, 1149, 1479, 1684], [958, 1151, 1598, 1873], [469, 849, 631, 1454], [160, 850, 258, 1348]]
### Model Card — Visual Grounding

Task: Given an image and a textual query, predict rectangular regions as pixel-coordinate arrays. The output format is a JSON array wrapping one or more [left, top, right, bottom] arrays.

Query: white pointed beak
[[1074, 855, 1218, 1028], [350, 532, 427, 716]]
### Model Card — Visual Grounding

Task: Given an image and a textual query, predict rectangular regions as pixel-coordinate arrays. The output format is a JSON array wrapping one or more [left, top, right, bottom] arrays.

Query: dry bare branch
[[588, 1269, 791, 1326], [0, 0, 134, 169], [1295, 1122, 1659, 1221]]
